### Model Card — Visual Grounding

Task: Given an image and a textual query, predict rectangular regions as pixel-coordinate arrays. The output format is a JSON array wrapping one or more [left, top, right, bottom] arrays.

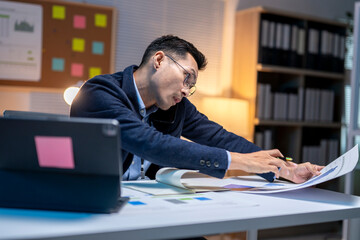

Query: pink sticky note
[[71, 63, 84, 77], [73, 15, 86, 29], [35, 136, 75, 169]]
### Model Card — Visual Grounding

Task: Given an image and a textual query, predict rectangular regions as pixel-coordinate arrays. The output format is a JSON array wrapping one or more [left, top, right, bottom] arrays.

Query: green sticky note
[[72, 38, 85, 52], [52, 5, 65, 20], [89, 67, 101, 78], [95, 14, 107, 27], [92, 41, 104, 55], [52, 58, 65, 72]]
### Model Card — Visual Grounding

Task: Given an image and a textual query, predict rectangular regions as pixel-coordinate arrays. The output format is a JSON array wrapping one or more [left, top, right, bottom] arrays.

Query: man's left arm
[[182, 99, 261, 153], [181, 98, 258, 153], [181, 99, 278, 181], [180, 99, 322, 183]]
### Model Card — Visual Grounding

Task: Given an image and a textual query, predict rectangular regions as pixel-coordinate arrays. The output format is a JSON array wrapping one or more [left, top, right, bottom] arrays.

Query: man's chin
[[157, 103, 174, 111], [159, 105, 172, 111]]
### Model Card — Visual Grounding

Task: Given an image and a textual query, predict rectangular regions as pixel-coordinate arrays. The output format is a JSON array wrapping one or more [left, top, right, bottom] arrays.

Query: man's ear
[[153, 51, 165, 70]]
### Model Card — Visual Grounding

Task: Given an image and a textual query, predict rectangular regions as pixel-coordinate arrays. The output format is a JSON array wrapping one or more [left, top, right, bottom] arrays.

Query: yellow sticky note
[[89, 67, 101, 78], [95, 14, 107, 27], [52, 5, 65, 20], [72, 38, 85, 52]]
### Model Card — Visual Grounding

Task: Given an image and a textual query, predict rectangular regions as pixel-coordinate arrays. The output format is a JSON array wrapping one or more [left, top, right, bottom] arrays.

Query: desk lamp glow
[[200, 97, 250, 177], [200, 97, 250, 138], [63, 81, 84, 105]]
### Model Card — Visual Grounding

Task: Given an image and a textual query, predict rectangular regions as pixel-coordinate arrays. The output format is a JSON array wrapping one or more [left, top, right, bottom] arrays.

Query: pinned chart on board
[[0, 0, 115, 89], [0, 1, 42, 81]]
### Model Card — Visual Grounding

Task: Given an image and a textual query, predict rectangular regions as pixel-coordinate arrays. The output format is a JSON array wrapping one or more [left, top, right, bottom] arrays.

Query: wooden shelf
[[255, 118, 343, 128], [231, 8, 346, 238], [239, 6, 347, 27], [232, 6, 345, 172], [257, 64, 345, 80]]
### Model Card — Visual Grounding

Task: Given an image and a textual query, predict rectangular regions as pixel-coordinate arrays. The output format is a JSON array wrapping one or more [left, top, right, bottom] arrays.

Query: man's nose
[[181, 87, 190, 97]]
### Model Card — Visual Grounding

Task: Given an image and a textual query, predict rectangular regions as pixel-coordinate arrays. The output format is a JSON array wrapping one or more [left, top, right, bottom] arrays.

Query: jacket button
[[206, 161, 211, 167], [200, 160, 205, 166], [214, 161, 219, 168]]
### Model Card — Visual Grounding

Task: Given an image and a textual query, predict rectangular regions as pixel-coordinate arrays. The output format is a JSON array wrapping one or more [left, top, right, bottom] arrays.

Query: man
[[70, 35, 323, 183]]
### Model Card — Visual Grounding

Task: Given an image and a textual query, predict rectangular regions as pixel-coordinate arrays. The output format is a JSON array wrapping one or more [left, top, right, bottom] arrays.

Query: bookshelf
[[231, 6, 346, 172]]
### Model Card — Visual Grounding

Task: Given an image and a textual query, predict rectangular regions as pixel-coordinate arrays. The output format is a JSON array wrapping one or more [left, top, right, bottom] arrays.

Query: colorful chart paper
[[92, 41, 104, 55], [52, 58, 65, 72], [71, 63, 84, 77], [95, 13, 107, 27], [73, 15, 86, 29], [72, 38, 85, 52], [89, 67, 101, 78], [52, 5, 65, 20]]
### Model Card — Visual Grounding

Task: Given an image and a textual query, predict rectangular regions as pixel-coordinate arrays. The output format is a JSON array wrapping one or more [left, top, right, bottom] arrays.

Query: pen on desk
[[273, 156, 293, 180], [278, 156, 293, 162]]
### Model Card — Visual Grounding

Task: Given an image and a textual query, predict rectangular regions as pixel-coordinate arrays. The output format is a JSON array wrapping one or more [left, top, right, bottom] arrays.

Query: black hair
[[139, 35, 207, 70]]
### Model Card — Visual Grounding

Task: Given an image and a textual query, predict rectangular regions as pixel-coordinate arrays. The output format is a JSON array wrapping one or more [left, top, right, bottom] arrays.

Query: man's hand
[[228, 149, 324, 183], [229, 149, 287, 179], [279, 162, 324, 183]]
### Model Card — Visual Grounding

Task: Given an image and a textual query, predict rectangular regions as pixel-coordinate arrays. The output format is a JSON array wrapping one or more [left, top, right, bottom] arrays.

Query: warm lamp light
[[200, 97, 250, 138], [63, 81, 84, 106]]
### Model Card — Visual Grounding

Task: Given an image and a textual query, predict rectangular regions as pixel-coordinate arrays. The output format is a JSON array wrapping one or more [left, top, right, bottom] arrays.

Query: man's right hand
[[228, 149, 287, 179]]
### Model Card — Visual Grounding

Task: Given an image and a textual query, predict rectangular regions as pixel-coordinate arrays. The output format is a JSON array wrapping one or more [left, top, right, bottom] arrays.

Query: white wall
[[0, 0, 227, 114], [0, 87, 69, 115], [0, 0, 357, 115]]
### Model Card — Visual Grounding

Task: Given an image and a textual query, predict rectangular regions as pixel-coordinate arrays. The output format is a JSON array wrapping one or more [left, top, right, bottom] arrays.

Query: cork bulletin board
[[0, 0, 115, 88]]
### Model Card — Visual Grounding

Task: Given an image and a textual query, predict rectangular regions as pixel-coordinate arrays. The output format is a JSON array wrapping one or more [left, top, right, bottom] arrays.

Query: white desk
[[1, 187, 360, 240]]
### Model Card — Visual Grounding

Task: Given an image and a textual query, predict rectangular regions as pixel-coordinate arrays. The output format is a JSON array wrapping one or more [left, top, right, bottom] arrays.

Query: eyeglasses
[[165, 55, 197, 96]]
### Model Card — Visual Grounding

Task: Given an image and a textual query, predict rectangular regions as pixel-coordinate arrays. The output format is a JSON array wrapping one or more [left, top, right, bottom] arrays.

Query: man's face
[[152, 52, 198, 110]]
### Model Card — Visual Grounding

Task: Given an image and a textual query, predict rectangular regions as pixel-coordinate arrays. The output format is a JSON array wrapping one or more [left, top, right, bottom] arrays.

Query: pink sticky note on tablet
[[35, 136, 75, 169]]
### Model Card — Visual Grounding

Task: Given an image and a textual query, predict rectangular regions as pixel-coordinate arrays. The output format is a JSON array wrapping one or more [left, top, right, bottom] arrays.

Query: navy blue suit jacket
[[70, 65, 274, 180]]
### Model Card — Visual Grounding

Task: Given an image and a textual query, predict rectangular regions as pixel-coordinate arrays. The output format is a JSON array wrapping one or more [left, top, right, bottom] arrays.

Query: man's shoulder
[[180, 97, 198, 114], [180, 97, 195, 108], [87, 65, 136, 85], [85, 65, 137, 91], [86, 71, 122, 86], [70, 67, 136, 118]]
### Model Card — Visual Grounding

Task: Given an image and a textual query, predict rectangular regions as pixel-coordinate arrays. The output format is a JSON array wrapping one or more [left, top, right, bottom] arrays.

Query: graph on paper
[[0, 1, 42, 81]]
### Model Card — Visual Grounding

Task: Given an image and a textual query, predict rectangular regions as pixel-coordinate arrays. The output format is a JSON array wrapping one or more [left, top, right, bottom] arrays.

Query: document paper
[[239, 144, 359, 193], [123, 168, 229, 195], [123, 145, 359, 195]]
